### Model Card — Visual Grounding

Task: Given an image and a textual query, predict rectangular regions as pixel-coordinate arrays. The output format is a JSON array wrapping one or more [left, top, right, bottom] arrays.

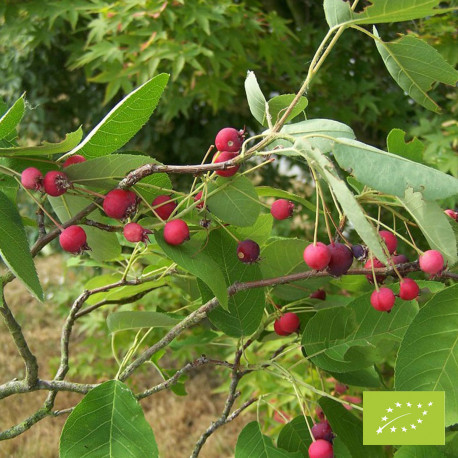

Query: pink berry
[[370, 287, 396, 312], [103, 189, 138, 220], [327, 243, 353, 276], [43, 170, 71, 196], [194, 191, 205, 209], [334, 382, 348, 395], [237, 239, 260, 264], [163, 219, 190, 245], [419, 250, 444, 275], [21, 167, 43, 191], [310, 289, 326, 300], [274, 318, 289, 336], [152, 194, 177, 220], [213, 151, 240, 177], [278, 312, 300, 334], [123, 222, 151, 243], [308, 439, 333, 458], [271, 199, 294, 220], [341, 395, 362, 410], [399, 278, 420, 301], [59, 225, 89, 254], [62, 155, 86, 167], [215, 127, 244, 152], [364, 258, 385, 283], [444, 209, 457, 221], [391, 254, 409, 265], [311, 420, 333, 442], [303, 242, 331, 271], [379, 230, 397, 254]]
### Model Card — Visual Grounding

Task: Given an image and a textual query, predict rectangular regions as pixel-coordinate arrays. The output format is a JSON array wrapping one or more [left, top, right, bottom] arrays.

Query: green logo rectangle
[[363, 391, 445, 445]]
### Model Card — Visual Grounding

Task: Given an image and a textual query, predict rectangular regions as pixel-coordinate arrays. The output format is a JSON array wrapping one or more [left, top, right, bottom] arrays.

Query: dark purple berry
[[351, 244, 367, 261], [237, 239, 260, 264], [327, 243, 353, 276], [311, 420, 333, 442]]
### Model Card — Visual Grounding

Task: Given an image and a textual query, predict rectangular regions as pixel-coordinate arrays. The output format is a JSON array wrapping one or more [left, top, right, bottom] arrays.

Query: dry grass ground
[[0, 255, 251, 457]]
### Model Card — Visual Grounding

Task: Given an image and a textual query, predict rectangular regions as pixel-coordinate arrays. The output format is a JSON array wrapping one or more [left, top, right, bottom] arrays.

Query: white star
[[395, 402, 402, 407], [381, 416, 388, 422], [417, 419, 423, 424], [423, 411, 428, 416], [402, 427, 407, 432], [417, 403, 422, 408], [387, 407, 393, 413], [390, 426, 397, 432], [428, 402, 433, 406], [376, 427, 383, 435], [411, 424, 416, 429], [406, 402, 412, 407]]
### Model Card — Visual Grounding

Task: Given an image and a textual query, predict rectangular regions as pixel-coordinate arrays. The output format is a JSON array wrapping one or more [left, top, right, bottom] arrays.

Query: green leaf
[[245, 71, 267, 125], [277, 416, 313, 455], [233, 213, 273, 246], [394, 445, 446, 458], [395, 284, 458, 426], [206, 175, 261, 227], [333, 138, 458, 200], [235, 421, 302, 458], [319, 397, 383, 458], [374, 29, 458, 112], [68, 74, 169, 158], [302, 291, 418, 372], [0, 128, 83, 157], [0, 94, 25, 141], [256, 186, 317, 213], [387, 129, 424, 163], [156, 233, 228, 310], [297, 139, 388, 263], [0, 191, 43, 301], [399, 188, 457, 265], [329, 366, 382, 388], [107, 311, 184, 333], [262, 94, 308, 127], [60, 380, 158, 458]]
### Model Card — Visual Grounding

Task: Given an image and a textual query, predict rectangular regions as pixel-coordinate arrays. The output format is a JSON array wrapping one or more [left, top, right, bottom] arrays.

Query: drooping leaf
[[262, 94, 308, 127], [0, 94, 25, 141], [387, 129, 424, 163], [333, 138, 458, 200], [107, 311, 184, 333], [395, 284, 458, 426], [245, 71, 267, 125], [206, 175, 261, 227], [277, 416, 313, 455], [0, 190, 43, 301], [399, 188, 457, 265], [60, 380, 158, 458], [374, 29, 458, 112], [68, 74, 169, 158]]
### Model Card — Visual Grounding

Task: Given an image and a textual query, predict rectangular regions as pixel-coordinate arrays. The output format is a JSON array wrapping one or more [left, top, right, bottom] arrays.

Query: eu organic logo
[[363, 391, 445, 445]]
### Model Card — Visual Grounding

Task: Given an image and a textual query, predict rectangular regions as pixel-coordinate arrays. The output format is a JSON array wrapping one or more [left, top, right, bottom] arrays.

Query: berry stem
[[121, 243, 141, 282], [239, 157, 275, 176], [370, 255, 380, 291], [72, 185, 106, 199], [215, 220, 240, 243]]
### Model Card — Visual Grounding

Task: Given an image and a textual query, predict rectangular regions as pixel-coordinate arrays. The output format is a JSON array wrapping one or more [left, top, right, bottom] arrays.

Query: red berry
[[310, 289, 326, 300], [444, 209, 457, 221], [237, 239, 260, 264], [391, 254, 409, 265], [327, 243, 353, 276], [270, 199, 294, 220], [213, 151, 240, 177], [103, 189, 138, 220], [43, 171, 71, 196], [21, 167, 43, 191], [59, 225, 89, 254], [274, 318, 289, 336], [399, 278, 420, 301], [311, 420, 333, 442], [278, 312, 300, 334], [163, 219, 190, 245], [303, 242, 331, 270], [370, 287, 396, 312], [364, 258, 385, 283], [62, 155, 86, 167], [215, 127, 244, 152], [123, 222, 151, 243], [308, 439, 333, 458], [379, 230, 397, 254], [419, 250, 444, 275], [152, 194, 177, 220], [334, 382, 348, 395], [194, 191, 205, 209]]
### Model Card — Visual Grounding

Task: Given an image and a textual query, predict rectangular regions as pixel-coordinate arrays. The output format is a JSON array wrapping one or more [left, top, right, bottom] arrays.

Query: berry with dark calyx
[[370, 287, 396, 312], [163, 219, 190, 246], [103, 189, 138, 220], [213, 151, 240, 177], [152, 194, 177, 220], [327, 243, 353, 276], [399, 278, 420, 301], [62, 155, 86, 167], [310, 289, 326, 301], [351, 244, 367, 261], [271, 199, 294, 220], [308, 439, 334, 458], [237, 239, 260, 264], [215, 127, 244, 152], [419, 250, 444, 275], [274, 318, 289, 336], [364, 258, 385, 283], [123, 222, 152, 243], [444, 209, 457, 221], [21, 167, 43, 191], [391, 254, 409, 265], [303, 242, 331, 271], [43, 170, 71, 196], [59, 225, 89, 254], [194, 191, 205, 209], [379, 230, 397, 254], [311, 420, 333, 442]]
